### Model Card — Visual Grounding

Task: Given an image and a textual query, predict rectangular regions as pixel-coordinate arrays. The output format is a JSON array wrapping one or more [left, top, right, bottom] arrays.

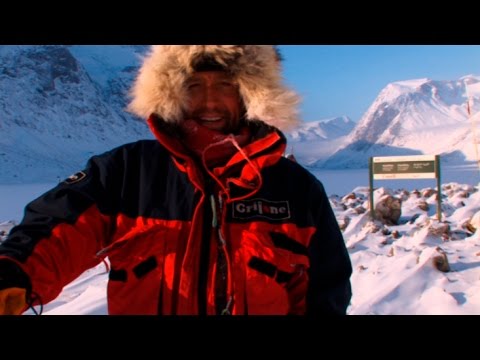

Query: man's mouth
[[199, 117, 222, 122]]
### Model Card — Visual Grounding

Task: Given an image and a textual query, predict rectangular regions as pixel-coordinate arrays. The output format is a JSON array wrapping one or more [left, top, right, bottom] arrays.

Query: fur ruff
[[128, 45, 300, 130]]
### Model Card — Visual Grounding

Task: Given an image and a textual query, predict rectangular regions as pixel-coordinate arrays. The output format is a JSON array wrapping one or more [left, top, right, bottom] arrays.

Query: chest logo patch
[[232, 198, 291, 220], [64, 171, 87, 185]]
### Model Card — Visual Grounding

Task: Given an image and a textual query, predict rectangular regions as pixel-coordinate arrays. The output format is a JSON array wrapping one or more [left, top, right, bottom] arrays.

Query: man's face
[[183, 71, 243, 134]]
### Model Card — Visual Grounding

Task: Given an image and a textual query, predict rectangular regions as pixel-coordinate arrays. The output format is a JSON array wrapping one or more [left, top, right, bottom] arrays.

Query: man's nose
[[202, 85, 222, 108]]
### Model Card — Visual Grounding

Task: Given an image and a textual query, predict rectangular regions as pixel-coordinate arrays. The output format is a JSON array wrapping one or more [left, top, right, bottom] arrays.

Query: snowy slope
[[0, 45, 152, 183], [323, 76, 480, 169], [285, 116, 355, 165]]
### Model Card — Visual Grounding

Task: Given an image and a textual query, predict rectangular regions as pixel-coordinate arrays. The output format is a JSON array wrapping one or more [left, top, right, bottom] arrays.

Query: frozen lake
[[0, 183, 55, 222], [1, 163, 479, 222], [311, 163, 480, 196]]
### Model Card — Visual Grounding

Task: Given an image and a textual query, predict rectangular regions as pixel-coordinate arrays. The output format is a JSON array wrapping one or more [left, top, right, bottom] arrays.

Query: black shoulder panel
[[0, 140, 197, 261]]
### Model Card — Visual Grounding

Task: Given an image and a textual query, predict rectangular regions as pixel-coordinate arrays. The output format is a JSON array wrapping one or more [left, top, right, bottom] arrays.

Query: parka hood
[[128, 45, 301, 131]]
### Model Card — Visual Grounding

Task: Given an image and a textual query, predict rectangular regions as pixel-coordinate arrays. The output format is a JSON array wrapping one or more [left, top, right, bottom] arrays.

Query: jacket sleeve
[[0, 150, 122, 306], [306, 178, 352, 315]]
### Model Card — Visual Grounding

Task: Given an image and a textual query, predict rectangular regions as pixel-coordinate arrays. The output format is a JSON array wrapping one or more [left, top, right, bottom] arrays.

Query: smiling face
[[183, 71, 244, 134]]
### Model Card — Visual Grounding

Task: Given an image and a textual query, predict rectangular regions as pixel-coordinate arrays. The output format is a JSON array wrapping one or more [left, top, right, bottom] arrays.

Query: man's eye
[[186, 83, 202, 93], [218, 82, 238, 92], [220, 81, 235, 87]]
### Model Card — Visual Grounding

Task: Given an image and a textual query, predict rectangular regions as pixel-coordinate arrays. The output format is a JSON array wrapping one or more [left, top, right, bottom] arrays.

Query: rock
[[417, 200, 429, 211], [354, 206, 367, 214], [432, 247, 450, 272], [338, 216, 350, 231], [422, 188, 436, 198], [374, 194, 402, 225], [468, 210, 480, 232]]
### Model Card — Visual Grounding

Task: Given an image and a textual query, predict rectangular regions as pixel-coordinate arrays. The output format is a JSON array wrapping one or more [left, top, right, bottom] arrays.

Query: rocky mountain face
[[0, 45, 151, 183]]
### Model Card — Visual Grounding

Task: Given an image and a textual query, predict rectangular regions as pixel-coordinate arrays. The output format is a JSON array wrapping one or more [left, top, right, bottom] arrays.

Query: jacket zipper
[[212, 193, 233, 315], [198, 181, 213, 315], [198, 179, 233, 315]]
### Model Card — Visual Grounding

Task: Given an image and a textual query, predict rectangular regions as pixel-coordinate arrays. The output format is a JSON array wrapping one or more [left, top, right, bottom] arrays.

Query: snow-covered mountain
[[287, 116, 355, 142], [322, 75, 480, 169], [2, 45, 480, 181], [0, 45, 152, 183], [0, 44, 356, 182], [285, 116, 355, 165]]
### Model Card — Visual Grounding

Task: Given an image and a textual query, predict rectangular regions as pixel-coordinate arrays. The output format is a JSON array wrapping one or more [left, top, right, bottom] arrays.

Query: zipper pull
[[218, 193, 223, 212], [221, 296, 233, 315], [210, 194, 218, 228], [214, 193, 227, 246]]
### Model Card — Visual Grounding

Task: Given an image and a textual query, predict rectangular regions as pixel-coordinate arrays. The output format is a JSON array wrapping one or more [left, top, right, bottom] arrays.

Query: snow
[[35, 263, 109, 315], [0, 45, 152, 184], [323, 75, 480, 169], [68, 45, 146, 89], [340, 182, 480, 315]]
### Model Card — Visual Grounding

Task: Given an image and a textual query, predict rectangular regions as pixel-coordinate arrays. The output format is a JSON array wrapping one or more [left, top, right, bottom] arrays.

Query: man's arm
[[306, 178, 353, 315], [0, 151, 121, 310]]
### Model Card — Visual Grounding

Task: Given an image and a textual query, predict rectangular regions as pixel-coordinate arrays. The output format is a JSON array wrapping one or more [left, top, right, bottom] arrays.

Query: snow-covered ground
[[2, 165, 480, 315]]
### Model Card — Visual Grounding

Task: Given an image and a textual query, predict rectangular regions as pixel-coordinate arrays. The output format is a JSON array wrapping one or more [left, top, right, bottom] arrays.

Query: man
[[0, 45, 352, 315]]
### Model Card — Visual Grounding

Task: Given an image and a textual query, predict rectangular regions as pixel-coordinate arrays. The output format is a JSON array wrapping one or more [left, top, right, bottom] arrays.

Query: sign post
[[369, 155, 442, 221], [368, 157, 374, 219], [435, 155, 441, 222]]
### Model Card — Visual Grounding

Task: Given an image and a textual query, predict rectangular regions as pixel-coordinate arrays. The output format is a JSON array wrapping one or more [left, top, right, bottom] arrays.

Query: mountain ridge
[[1, 45, 479, 182]]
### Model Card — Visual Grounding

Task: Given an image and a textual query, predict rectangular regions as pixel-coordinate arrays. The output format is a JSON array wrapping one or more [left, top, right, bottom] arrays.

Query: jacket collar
[[147, 115, 287, 202]]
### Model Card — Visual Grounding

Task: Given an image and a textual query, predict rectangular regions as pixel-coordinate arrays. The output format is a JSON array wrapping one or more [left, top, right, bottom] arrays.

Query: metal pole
[[435, 155, 442, 222], [369, 157, 375, 220]]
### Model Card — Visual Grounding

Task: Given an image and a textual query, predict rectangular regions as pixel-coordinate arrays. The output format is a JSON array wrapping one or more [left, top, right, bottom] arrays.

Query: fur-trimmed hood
[[128, 45, 300, 130]]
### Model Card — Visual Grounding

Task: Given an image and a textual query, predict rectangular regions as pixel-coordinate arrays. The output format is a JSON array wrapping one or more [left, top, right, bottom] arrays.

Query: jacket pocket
[[98, 225, 170, 314], [240, 230, 310, 315]]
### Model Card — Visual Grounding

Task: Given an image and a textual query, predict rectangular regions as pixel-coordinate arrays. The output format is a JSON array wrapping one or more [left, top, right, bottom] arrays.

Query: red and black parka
[[0, 116, 352, 315]]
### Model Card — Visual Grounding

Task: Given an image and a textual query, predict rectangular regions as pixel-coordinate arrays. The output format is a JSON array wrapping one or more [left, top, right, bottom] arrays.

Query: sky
[[279, 45, 480, 122]]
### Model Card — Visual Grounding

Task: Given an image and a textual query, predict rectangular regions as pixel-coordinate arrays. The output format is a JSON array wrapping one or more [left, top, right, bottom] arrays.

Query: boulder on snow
[[427, 222, 450, 237], [432, 247, 450, 272], [422, 188, 436, 198], [338, 216, 351, 231], [467, 210, 480, 233], [417, 200, 429, 212], [374, 194, 402, 225]]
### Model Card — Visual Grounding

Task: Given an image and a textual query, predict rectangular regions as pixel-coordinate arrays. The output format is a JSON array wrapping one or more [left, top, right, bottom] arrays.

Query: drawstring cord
[[204, 133, 264, 316], [202, 134, 263, 201], [26, 291, 43, 315], [227, 134, 262, 181], [226, 135, 263, 198], [210, 193, 232, 314]]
